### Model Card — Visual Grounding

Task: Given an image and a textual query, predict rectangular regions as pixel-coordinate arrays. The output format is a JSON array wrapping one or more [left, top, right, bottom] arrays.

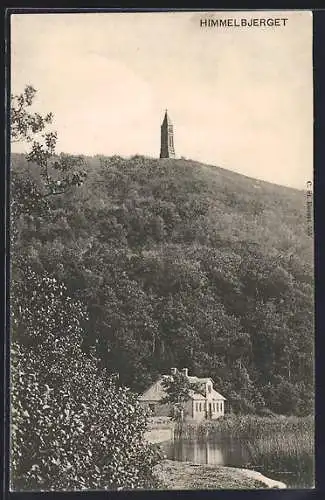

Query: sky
[[11, 11, 313, 189]]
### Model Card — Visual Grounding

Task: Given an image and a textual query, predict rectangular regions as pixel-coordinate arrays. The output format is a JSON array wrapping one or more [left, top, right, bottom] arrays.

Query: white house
[[139, 368, 226, 421]]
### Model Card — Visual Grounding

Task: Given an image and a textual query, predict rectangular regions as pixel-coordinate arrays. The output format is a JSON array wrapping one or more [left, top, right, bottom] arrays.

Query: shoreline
[[145, 424, 287, 490], [153, 459, 287, 490]]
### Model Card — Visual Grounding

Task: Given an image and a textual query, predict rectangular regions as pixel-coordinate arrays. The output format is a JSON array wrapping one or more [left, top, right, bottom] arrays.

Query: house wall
[[192, 400, 206, 421], [211, 399, 225, 419], [140, 401, 171, 417], [141, 400, 195, 419], [192, 399, 225, 421], [140, 399, 224, 420], [184, 400, 193, 419], [140, 375, 226, 421], [192, 399, 224, 420], [206, 380, 225, 419]]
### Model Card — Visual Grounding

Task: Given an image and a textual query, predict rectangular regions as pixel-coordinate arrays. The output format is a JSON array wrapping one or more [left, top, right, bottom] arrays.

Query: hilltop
[[11, 154, 314, 415]]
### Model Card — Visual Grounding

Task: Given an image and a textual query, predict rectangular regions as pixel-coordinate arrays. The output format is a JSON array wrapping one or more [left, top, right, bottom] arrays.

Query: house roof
[[190, 377, 226, 400], [188, 376, 213, 384], [139, 378, 166, 402], [209, 389, 226, 401], [140, 374, 226, 402]]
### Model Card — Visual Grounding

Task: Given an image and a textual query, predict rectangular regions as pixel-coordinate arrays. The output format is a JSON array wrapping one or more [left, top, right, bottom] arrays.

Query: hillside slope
[[12, 154, 314, 415]]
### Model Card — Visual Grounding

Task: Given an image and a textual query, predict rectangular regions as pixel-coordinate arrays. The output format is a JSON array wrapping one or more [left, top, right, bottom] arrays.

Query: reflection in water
[[162, 436, 251, 467], [160, 436, 311, 488], [171, 438, 224, 465]]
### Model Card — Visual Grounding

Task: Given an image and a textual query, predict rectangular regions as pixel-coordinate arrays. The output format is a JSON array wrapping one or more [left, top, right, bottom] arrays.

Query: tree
[[11, 86, 87, 225], [160, 370, 201, 424], [11, 85, 53, 144]]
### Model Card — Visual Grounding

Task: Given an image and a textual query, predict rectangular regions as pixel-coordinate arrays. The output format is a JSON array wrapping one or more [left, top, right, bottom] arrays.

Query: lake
[[159, 434, 313, 488]]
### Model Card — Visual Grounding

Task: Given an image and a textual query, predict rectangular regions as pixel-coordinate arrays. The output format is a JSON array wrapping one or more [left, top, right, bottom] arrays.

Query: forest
[[11, 147, 314, 417]]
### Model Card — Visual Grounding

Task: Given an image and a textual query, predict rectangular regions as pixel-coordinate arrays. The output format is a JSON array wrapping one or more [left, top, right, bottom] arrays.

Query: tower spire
[[160, 109, 175, 158]]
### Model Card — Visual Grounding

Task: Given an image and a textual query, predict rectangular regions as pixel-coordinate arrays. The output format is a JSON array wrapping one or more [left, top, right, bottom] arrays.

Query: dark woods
[[11, 122, 313, 418], [10, 86, 313, 490]]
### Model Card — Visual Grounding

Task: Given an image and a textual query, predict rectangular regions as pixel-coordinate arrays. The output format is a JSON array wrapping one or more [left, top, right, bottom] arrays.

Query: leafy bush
[[11, 267, 162, 491]]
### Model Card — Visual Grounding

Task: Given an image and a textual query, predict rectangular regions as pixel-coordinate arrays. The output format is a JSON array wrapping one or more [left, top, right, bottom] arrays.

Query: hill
[[11, 154, 314, 415]]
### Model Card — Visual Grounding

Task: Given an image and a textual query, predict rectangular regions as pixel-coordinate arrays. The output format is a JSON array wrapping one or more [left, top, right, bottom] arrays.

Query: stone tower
[[160, 109, 175, 158]]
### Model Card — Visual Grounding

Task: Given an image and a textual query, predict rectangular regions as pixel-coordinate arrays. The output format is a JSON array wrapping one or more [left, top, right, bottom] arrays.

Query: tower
[[160, 109, 175, 158]]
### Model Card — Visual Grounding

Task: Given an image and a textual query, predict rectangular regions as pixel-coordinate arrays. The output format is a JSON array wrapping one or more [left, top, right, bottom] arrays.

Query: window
[[196, 403, 199, 412], [213, 403, 215, 412], [220, 402, 223, 412], [207, 384, 212, 393], [216, 402, 219, 412], [199, 403, 202, 412]]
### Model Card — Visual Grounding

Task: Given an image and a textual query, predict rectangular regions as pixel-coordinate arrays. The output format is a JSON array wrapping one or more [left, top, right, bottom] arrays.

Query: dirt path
[[153, 460, 287, 490]]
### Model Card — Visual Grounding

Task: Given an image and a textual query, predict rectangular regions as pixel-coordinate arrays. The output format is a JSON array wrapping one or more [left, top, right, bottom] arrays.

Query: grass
[[180, 415, 314, 488]]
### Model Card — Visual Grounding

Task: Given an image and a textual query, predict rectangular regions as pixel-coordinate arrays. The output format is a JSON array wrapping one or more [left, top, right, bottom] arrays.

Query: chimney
[[182, 368, 189, 377], [171, 367, 177, 375]]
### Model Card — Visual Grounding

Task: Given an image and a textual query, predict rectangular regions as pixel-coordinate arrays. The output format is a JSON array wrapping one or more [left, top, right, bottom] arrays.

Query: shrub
[[11, 268, 162, 491]]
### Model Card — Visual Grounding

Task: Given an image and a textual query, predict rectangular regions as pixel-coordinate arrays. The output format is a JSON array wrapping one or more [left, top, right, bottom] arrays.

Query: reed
[[181, 415, 314, 487], [182, 415, 313, 438], [245, 429, 314, 487]]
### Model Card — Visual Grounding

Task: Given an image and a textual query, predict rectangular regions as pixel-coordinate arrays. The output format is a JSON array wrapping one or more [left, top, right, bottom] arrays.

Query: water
[[160, 435, 312, 489], [162, 435, 250, 468]]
